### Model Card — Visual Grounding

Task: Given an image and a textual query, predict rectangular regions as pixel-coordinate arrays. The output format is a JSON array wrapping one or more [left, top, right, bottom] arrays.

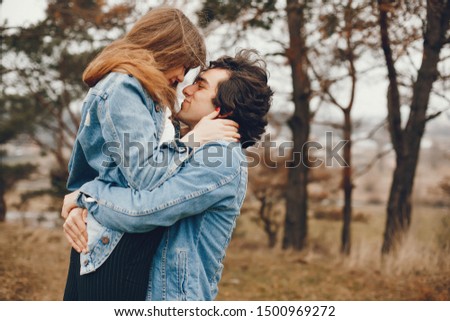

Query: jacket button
[[101, 236, 110, 245], [83, 260, 89, 266]]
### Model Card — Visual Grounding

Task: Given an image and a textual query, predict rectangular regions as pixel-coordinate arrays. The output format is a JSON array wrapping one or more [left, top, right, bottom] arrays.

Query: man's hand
[[61, 190, 81, 220], [63, 208, 88, 253]]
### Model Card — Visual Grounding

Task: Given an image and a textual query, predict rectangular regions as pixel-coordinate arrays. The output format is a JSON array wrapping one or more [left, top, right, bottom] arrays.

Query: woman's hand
[[180, 109, 240, 147], [63, 208, 89, 253], [61, 190, 81, 220]]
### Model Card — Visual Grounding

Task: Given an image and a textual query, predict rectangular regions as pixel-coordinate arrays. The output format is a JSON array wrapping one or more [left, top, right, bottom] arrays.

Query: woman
[[62, 6, 239, 300]]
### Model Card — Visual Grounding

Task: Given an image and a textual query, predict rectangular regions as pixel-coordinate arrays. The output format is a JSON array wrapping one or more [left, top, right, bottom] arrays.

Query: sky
[[1, 0, 47, 27], [1, 0, 449, 123]]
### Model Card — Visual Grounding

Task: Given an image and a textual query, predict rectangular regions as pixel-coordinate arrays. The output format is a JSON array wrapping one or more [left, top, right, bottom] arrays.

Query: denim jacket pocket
[[177, 249, 188, 301]]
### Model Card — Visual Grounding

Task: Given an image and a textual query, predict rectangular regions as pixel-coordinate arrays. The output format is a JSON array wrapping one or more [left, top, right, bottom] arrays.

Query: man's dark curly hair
[[209, 49, 273, 149]]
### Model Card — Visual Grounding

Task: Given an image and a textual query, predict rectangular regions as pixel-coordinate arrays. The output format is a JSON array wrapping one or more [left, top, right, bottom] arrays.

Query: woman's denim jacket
[[67, 72, 190, 274], [78, 141, 248, 300], [67, 72, 189, 192]]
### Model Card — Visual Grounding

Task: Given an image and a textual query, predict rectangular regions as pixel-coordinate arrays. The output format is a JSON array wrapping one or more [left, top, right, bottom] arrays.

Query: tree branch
[[354, 147, 393, 179], [313, 120, 344, 130], [377, 0, 403, 155], [13, 68, 77, 154], [271, 39, 288, 49], [353, 118, 387, 143], [425, 110, 443, 122], [431, 89, 450, 103], [425, 106, 450, 123], [307, 55, 346, 111], [61, 86, 81, 140], [344, 2, 356, 112], [310, 95, 326, 120], [264, 51, 288, 58]]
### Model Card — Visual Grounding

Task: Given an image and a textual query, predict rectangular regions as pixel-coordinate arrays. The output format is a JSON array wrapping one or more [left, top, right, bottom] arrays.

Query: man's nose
[[182, 84, 195, 97]]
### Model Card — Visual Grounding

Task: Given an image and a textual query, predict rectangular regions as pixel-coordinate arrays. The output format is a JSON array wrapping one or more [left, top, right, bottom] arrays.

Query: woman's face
[[163, 66, 186, 88]]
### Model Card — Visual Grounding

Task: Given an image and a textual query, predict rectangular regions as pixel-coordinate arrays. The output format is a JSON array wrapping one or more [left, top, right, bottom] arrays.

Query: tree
[[198, 0, 316, 250], [1, 0, 133, 209], [310, 0, 381, 254], [248, 134, 288, 248], [377, 0, 450, 253], [280, 0, 313, 250]]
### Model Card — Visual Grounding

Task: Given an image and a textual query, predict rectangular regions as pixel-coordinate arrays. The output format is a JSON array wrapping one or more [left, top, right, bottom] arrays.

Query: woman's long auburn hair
[[83, 7, 206, 109]]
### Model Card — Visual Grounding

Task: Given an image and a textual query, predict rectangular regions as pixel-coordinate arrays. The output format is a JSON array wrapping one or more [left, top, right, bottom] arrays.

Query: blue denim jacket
[[67, 72, 190, 273], [78, 141, 248, 300]]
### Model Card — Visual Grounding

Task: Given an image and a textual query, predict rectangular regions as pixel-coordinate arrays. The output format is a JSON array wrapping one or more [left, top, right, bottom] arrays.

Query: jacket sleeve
[[78, 142, 244, 233], [99, 75, 190, 191]]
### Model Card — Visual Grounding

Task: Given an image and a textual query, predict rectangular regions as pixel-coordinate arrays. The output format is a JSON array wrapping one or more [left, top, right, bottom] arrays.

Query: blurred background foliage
[[1, 0, 449, 257]]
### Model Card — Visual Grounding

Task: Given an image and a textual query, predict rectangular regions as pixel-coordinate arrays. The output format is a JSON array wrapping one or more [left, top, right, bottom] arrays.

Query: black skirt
[[63, 227, 165, 301]]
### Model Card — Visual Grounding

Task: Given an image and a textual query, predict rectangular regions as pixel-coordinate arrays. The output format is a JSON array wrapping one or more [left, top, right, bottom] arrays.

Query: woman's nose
[[177, 68, 186, 83]]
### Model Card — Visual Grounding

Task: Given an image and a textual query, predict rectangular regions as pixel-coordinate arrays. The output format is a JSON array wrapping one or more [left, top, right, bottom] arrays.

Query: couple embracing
[[61, 5, 273, 301]]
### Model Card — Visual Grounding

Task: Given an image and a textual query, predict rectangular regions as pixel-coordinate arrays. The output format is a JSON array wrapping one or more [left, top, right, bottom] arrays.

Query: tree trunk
[[381, 0, 450, 253], [382, 161, 413, 253], [0, 156, 5, 222], [282, 0, 311, 250], [0, 190, 6, 222], [259, 193, 277, 248], [341, 110, 352, 255]]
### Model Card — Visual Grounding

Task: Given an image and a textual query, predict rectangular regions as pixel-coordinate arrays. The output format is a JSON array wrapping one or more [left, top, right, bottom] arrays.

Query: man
[[62, 49, 273, 300]]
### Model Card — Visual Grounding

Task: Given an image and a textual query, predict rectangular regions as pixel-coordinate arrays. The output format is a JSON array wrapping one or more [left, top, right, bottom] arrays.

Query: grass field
[[0, 204, 448, 301], [217, 204, 449, 300]]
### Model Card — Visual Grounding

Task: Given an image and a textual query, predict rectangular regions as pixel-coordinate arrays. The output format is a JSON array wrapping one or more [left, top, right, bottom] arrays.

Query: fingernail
[[215, 107, 220, 112]]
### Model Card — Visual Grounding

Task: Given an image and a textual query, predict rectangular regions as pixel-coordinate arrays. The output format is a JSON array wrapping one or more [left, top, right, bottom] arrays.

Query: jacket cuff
[[75, 191, 85, 208], [160, 138, 193, 154], [76, 191, 96, 208]]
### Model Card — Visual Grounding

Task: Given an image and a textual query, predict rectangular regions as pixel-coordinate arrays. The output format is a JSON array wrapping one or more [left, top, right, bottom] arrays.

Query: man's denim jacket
[[77, 141, 248, 301]]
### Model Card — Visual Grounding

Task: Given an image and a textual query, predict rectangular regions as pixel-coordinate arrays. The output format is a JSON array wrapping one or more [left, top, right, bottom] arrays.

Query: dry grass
[[217, 243, 449, 301], [0, 223, 70, 300], [217, 204, 450, 300], [0, 204, 448, 301]]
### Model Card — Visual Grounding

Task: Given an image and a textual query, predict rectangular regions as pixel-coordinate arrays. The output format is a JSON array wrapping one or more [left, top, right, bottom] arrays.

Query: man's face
[[176, 68, 230, 127]]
